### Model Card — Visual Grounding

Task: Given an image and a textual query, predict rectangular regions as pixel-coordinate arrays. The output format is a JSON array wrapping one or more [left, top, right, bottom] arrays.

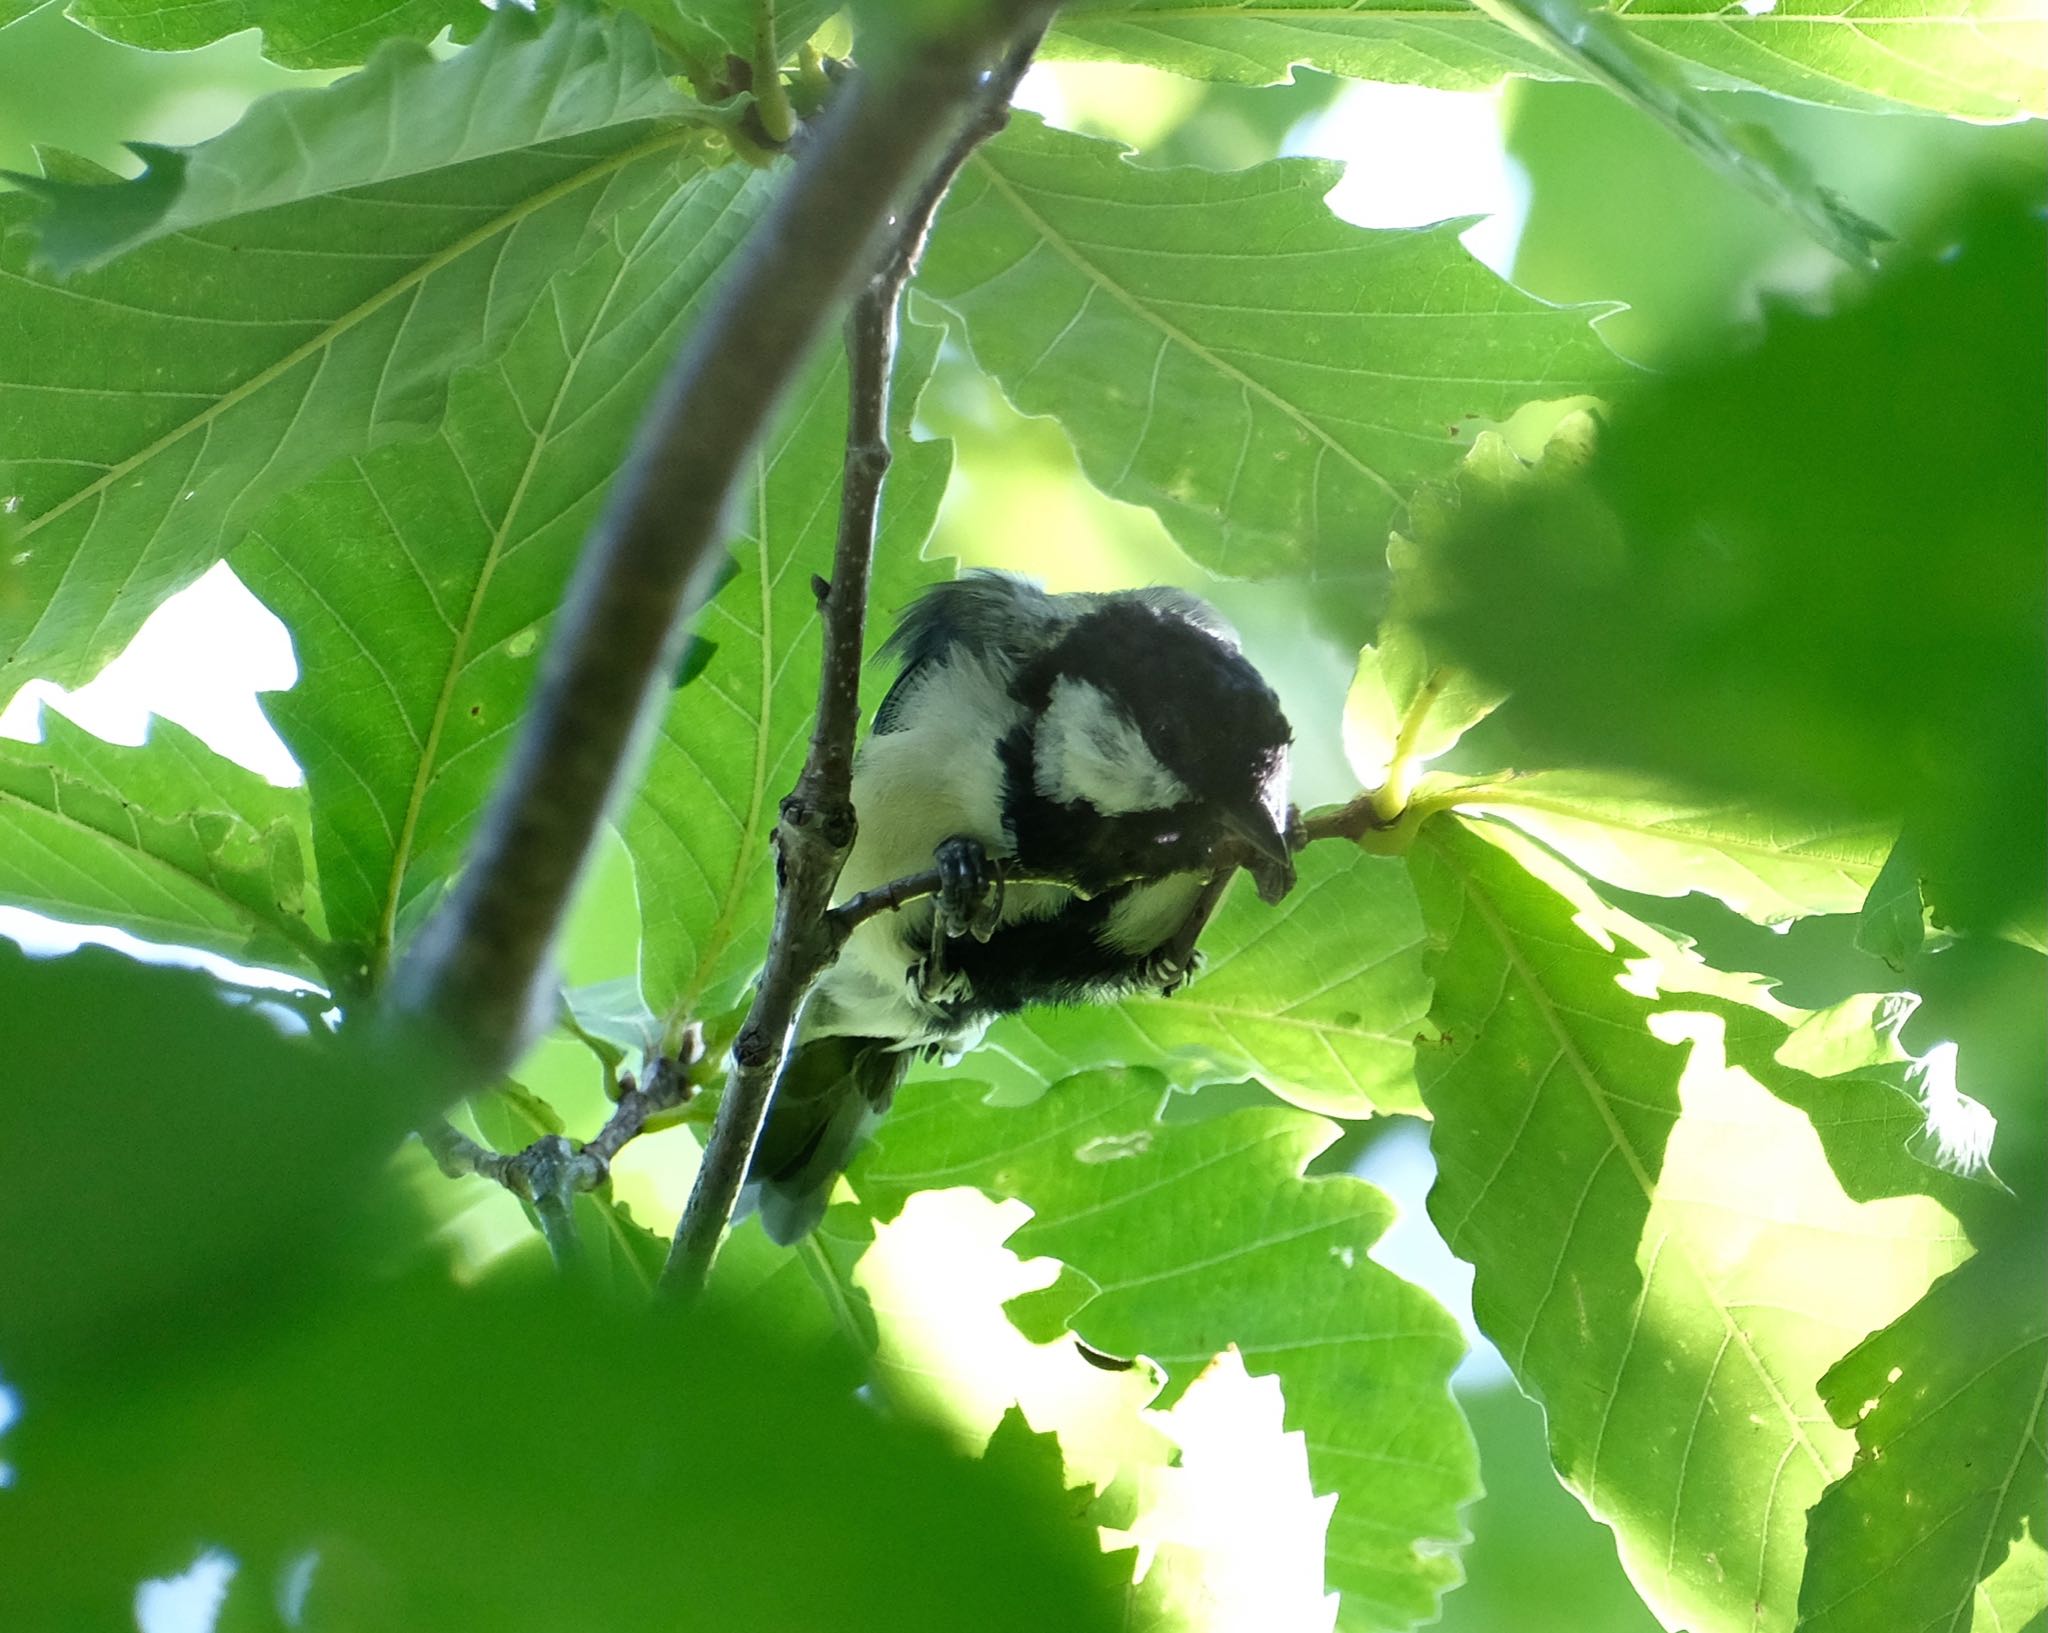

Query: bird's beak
[[1221, 799, 1295, 905]]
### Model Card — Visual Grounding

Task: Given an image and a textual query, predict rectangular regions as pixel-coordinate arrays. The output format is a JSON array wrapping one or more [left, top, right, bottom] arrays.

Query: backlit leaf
[[915, 114, 1623, 587], [1413, 818, 1967, 1632], [854, 1066, 1479, 1633]]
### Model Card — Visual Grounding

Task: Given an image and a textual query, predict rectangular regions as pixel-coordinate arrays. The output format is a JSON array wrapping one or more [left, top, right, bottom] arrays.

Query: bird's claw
[[934, 835, 1003, 943], [1143, 947, 1204, 997]]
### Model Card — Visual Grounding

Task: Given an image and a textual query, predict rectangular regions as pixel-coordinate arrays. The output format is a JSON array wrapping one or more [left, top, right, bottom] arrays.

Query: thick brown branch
[[385, 0, 1056, 1083], [661, 12, 1053, 1297]]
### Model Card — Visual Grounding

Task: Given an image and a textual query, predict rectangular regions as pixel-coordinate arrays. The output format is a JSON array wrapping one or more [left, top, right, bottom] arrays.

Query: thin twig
[[384, 0, 1058, 1081], [422, 1054, 698, 1269], [661, 13, 1054, 1298]]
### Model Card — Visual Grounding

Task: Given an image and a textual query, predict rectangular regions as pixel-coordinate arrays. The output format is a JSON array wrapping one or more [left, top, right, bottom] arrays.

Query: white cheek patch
[[1034, 676, 1190, 815]]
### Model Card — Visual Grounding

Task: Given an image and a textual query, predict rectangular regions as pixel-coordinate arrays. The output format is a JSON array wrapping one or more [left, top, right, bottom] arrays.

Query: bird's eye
[[1154, 829, 1181, 846]]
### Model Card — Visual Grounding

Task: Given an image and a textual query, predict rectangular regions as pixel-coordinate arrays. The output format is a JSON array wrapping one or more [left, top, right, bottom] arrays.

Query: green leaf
[[1045, 0, 2048, 119], [1412, 818, 1967, 1633], [19, 7, 695, 273], [618, 0, 841, 66], [1451, 770, 1894, 925], [1470, 0, 1888, 267], [234, 163, 774, 982], [627, 320, 953, 1024], [0, 941, 436, 1379], [1421, 193, 2048, 942], [55, 0, 485, 68], [853, 1067, 1479, 1633], [0, 706, 327, 976], [0, 1269, 1129, 1632], [1801, 1240, 2048, 1633], [963, 844, 1433, 1116], [1856, 837, 1929, 968], [915, 114, 1623, 586], [1047, 0, 1560, 90], [0, 5, 714, 691]]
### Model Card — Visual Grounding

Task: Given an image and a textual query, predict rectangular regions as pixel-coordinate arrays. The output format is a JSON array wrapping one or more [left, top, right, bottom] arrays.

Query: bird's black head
[[1010, 595, 1295, 901]]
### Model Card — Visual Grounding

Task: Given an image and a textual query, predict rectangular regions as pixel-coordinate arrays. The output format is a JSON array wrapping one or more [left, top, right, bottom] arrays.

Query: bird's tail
[[743, 1033, 906, 1245]]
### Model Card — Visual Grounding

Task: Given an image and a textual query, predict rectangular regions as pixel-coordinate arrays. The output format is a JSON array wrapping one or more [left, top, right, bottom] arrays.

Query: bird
[[745, 570, 1296, 1243]]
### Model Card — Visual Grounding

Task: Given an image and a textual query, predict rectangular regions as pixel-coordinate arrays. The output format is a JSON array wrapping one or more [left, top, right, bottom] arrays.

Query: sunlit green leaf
[[1801, 1239, 2048, 1633], [1046, 0, 2048, 118], [53, 0, 484, 68], [916, 114, 1623, 586], [0, 707, 326, 975], [234, 164, 771, 983], [854, 1066, 1479, 1633], [1413, 818, 1967, 1633], [1452, 770, 1893, 925], [960, 844, 1432, 1116], [0, 5, 715, 692], [627, 321, 953, 1025]]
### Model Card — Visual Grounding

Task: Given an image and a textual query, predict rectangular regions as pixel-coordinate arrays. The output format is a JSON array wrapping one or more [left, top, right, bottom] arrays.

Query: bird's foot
[[934, 834, 1003, 943], [1140, 946, 1204, 997]]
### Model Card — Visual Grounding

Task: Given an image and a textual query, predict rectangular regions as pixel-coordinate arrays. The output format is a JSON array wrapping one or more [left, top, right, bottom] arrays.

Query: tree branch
[[661, 14, 1053, 1299], [423, 1051, 699, 1267], [384, 0, 1060, 1084]]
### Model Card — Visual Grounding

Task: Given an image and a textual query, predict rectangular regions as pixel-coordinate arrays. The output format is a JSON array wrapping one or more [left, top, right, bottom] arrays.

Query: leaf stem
[[660, 9, 1055, 1299], [1370, 666, 1452, 823], [752, 1, 796, 145]]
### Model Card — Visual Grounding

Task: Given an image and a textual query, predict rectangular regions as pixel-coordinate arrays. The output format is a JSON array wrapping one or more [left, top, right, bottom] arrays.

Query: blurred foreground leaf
[[0, 942, 434, 1378], [1423, 193, 2047, 942], [855, 1066, 1478, 1633], [0, 1269, 1129, 1631]]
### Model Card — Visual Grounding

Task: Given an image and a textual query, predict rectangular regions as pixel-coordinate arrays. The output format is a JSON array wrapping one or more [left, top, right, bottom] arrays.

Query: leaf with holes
[[1800, 1240, 2048, 1633], [626, 319, 953, 1026], [0, 5, 715, 694], [0, 707, 326, 977], [234, 165, 777, 986], [914, 115, 1624, 588], [1412, 817, 1968, 1633], [960, 844, 1432, 1116], [1045, 0, 2047, 118], [852, 1066, 1477, 1633]]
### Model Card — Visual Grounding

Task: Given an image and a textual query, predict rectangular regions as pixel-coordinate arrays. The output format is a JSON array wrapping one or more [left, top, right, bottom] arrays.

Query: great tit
[[746, 570, 1294, 1242]]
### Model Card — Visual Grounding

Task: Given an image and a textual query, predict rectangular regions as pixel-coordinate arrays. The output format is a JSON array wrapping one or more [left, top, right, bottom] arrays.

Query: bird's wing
[[871, 570, 1069, 733]]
